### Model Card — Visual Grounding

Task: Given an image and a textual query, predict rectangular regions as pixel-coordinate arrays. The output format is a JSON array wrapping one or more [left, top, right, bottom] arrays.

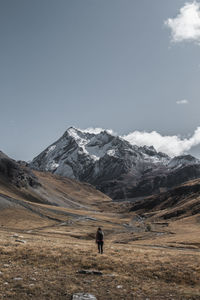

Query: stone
[[72, 293, 97, 300], [30, 277, 36, 281], [106, 273, 115, 277], [13, 277, 23, 281], [78, 270, 102, 275], [15, 239, 26, 244], [12, 234, 19, 238]]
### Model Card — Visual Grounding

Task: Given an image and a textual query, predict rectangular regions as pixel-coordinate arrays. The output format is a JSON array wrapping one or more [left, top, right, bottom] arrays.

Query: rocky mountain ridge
[[0, 151, 40, 189], [30, 127, 200, 199]]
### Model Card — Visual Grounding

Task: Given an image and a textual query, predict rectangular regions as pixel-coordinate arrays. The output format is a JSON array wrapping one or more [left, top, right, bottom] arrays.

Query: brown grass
[[0, 206, 200, 299], [0, 175, 200, 299]]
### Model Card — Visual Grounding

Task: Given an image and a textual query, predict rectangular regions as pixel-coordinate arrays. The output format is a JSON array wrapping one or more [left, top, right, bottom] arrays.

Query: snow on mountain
[[167, 155, 200, 169], [30, 127, 200, 199]]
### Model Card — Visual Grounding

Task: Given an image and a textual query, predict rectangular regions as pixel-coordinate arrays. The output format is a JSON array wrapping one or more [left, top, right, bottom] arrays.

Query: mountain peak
[[30, 128, 200, 199]]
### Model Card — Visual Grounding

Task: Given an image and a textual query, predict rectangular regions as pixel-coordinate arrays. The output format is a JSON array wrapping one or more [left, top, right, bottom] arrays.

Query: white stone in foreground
[[72, 293, 97, 300]]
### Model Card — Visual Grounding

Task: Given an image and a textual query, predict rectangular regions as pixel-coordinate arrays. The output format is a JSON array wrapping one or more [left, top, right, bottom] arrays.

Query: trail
[[133, 243, 200, 253]]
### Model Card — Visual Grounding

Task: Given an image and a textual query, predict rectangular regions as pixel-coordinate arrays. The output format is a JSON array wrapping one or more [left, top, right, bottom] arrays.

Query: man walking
[[96, 227, 104, 254]]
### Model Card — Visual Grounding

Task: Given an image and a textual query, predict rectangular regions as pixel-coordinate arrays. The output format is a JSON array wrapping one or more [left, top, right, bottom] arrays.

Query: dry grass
[[0, 174, 200, 299], [0, 232, 200, 300], [0, 207, 200, 299]]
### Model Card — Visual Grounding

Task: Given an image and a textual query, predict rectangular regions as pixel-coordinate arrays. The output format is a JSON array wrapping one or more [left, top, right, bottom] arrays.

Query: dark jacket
[[96, 229, 104, 242]]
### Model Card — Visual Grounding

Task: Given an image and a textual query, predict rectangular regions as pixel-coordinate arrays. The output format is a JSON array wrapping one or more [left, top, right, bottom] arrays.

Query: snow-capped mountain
[[30, 127, 200, 199]]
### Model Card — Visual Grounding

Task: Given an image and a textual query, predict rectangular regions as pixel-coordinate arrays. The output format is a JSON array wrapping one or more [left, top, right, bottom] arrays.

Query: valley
[[2, 0, 200, 298], [0, 150, 200, 299], [0, 173, 200, 298]]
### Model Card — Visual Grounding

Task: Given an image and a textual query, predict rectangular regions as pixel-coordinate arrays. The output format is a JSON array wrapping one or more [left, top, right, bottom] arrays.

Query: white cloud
[[176, 99, 189, 104], [81, 127, 115, 135], [123, 127, 200, 157], [78, 126, 200, 158], [165, 1, 200, 43]]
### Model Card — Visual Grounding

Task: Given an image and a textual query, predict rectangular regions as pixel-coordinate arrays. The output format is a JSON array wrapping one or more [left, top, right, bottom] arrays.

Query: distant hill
[[130, 178, 200, 220]]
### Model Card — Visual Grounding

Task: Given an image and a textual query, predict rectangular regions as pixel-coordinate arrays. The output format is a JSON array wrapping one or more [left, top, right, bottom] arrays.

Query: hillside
[[129, 178, 200, 220], [0, 151, 111, 228]]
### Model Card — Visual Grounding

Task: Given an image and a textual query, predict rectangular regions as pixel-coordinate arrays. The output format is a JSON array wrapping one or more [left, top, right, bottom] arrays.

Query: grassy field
[[0, 203, 200, 300], [0, 173, 200, 299]]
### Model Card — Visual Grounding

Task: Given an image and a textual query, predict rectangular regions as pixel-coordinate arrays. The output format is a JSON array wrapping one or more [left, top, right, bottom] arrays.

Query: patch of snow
[[63, 128, 116, 161], [86, 144, 112, 160], [90, 155, 99, 161], [47, 145, 56, 153], [46, 160, 59, 171], [107, 149, 116, 157], [68, 128, 85, 143]]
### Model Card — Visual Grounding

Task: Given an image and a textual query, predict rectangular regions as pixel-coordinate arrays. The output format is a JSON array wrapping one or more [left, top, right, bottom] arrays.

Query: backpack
[[97, 230, 104, 241]]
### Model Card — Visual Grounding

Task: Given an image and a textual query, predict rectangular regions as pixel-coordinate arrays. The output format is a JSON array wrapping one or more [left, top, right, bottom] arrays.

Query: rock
[[13, 277, 23, 281], [78, 270, 103, 275], [0, 152, 41, 188], [117, 285, 123, 289], [0, 271, 3, 275], [15, 239, 26, 244], [12, 234, 19, 238], [3, 264, 10, 268], [106, 273, 115, 277], [72, 293, 97, 300], [30, 277, 36, 281]]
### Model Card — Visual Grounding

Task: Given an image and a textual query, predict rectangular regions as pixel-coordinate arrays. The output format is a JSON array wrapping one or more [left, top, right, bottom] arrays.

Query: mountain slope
[[30, 127, 200, 199], [0, 151, 40, 189], [0, 151, 110, 211], [129, 178, 200, 220]]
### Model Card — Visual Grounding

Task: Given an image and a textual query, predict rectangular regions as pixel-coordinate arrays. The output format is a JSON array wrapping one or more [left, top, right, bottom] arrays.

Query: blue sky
[[1, 0, 200, 160]]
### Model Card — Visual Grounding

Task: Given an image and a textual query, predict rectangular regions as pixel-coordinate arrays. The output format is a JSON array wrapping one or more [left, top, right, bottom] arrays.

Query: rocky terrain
[[30, 127, 200, 199], [0, 151, 40, 189]]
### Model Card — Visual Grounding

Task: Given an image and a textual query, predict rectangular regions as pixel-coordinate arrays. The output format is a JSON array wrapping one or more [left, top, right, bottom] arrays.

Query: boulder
[[72, 293, 97, 300], [77, 270, 102, 275]]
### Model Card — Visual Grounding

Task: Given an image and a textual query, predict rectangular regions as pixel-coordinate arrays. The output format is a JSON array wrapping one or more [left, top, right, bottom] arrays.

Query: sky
[[1, 0, 200, 160]]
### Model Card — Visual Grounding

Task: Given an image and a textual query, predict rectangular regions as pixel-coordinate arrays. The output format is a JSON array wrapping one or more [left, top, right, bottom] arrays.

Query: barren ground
[[0, 203, 200, 300], [0, 173, 200, 299]]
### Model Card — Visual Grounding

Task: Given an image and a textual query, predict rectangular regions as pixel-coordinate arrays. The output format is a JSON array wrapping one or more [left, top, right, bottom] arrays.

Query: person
[[96, 227, 104, 254]]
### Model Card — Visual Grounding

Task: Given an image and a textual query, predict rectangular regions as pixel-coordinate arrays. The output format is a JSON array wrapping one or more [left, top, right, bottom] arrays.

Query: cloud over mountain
[[165, 1, 200, 43], [80, 127, 115, 135], [123, 127, 200, 157], [74, 126, 200, 157]]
